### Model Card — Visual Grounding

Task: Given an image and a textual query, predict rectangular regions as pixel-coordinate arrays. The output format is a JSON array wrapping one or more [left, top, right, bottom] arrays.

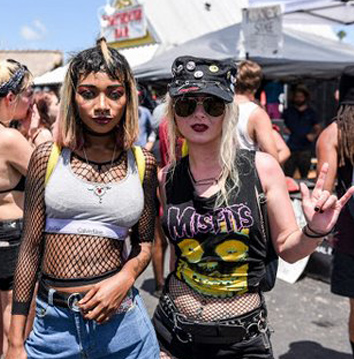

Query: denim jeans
[[25, 287, 160, 359]]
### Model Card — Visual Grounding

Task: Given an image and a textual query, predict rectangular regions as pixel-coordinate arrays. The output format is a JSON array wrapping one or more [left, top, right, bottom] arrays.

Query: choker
[[188, 166, 221, 186]]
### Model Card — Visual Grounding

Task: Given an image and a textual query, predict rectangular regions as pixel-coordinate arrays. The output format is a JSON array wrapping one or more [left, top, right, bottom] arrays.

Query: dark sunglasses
[[174, 97, 226, 118]]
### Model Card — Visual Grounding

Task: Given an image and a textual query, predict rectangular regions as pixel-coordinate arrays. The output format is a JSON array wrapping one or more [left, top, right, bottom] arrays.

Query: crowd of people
[[0, 38, 353, 359]]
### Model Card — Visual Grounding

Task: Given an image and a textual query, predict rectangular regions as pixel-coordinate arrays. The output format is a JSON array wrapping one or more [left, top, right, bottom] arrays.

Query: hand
[[78, 271, 134, 324], [28, 103, 41, 137], [300, 163, 354, 234], [6, 343, 27, 359], [306, 133, 317, 142]]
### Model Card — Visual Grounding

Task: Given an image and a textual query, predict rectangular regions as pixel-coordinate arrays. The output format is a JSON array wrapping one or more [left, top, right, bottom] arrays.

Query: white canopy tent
[[248, 0, 354, 25], [133, 23, 354, 81]]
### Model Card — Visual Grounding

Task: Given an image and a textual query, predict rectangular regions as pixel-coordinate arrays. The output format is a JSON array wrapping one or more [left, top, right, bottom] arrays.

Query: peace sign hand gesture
[[300, 163, 354, 235]]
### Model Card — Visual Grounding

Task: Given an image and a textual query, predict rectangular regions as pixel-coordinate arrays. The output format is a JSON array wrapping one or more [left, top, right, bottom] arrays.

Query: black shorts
[[0, 219, 22, 291], [331, 251, 354, 298]]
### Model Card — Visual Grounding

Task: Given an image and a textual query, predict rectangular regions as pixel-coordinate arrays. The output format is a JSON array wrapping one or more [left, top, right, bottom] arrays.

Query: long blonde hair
[[55, 37, 139, 150], [165, 94, 240, 207]]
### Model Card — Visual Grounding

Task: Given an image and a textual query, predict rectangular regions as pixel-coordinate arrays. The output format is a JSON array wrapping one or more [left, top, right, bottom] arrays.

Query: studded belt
[[156, 292, 271, 346]]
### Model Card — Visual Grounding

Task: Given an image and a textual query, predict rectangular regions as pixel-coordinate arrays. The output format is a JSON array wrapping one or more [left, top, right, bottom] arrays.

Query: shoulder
[[137, 147, 157, 181], [30, 141, 55, 164], [249, 105, 271, 124], [317, 122, 338, 148], [255, 151, 284, 191], [0, 127, 27, 147]]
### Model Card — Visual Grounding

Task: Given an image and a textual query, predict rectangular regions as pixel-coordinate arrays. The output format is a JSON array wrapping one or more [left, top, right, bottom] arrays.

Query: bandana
[[0, 67, 26, 96]]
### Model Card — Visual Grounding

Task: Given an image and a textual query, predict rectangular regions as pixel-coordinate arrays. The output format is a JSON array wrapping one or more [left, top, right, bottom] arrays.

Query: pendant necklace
[[82, 144, 117, 204]]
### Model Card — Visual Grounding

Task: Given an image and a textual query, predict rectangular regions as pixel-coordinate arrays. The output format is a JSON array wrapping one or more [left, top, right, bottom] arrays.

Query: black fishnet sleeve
[[130, 148, 157, 246], [12, 142, 52, 315]]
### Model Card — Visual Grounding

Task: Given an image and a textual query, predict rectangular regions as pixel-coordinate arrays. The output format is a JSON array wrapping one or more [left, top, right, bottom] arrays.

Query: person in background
[[136, 90, 156, 152], [42, 87, 60, 128], [0, 59, 34, 358], [316, 66, 354, 358], [153, 55, 353, 359], [264, 81, 284, 120], [283, 85, 321, 179], [28, 93, 53, 147], [234, 60, 279, 162], [6, 38, 159, 359]]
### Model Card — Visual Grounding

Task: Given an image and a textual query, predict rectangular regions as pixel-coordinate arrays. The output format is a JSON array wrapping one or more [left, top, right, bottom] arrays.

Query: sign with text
[[242, 5, 283, 57], [101, 4, 148, 44]]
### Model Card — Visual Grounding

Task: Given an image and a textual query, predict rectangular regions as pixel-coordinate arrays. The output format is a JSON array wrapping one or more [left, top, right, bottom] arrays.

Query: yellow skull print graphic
[[176, 234, 250, 297]]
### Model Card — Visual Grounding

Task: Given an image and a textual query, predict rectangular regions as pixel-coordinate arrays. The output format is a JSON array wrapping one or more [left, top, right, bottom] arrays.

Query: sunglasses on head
[[174, 96, 226, 118]]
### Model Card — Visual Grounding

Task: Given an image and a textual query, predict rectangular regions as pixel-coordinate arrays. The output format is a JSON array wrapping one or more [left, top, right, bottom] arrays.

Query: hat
[[168, 56, 237, 103], [339, 66, 354, 105]]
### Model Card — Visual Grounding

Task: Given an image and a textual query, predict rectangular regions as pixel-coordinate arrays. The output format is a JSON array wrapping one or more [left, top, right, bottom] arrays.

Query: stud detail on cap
[[194, 70, 204, 79], [209, 65, 219, 73], [186, 61, 196, 71], [176, 64, 184, 73]]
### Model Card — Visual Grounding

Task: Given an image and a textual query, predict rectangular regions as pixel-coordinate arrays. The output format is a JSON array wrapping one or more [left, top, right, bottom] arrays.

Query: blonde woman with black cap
[[0, 59, 34, 357], [153, 55, 354, 359], [6, 39, 159, 359], [317, 66, 354, 358]]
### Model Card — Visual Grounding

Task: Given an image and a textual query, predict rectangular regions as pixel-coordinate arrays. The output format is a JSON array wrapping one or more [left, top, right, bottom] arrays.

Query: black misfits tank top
[[161, 150, 267, 298]]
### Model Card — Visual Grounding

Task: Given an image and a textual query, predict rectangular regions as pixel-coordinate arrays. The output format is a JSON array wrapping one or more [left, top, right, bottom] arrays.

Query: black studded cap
[[168, 56, 237, 103], [339, 65, 354, 105]]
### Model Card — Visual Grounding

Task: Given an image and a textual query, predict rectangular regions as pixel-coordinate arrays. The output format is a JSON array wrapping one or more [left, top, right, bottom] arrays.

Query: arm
[[1, 129, 33, 175], [256, 151, 354, 263], [7, 143, 51, 358], [316, 122, 338, 192], [272, 129, 290, 165], [307, 123, 321, 142], [249, 107, 279, 162], [79, 150, 157, 323]]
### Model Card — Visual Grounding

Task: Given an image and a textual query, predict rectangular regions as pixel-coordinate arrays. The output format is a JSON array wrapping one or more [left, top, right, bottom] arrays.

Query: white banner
[[101, 4, 147, 43], [242, 5, 283, 57]]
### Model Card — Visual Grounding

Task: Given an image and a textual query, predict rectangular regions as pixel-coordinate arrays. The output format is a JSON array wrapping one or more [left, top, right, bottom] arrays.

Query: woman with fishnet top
[[6, 39, 159, 359], [153, 55, 354, 359]]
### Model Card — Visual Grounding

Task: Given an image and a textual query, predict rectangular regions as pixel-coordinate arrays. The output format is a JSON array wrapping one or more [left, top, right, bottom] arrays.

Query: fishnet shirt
[[12, 141, 157, 315]]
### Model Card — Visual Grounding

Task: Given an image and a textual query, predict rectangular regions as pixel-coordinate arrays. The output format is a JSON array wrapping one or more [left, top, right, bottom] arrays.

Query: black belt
[[38, 282, 86, 312], [157, 292, 269, 345]]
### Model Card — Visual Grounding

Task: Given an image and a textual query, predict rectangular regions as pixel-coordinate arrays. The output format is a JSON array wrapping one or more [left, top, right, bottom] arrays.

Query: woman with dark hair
[[6, 39, 159, 359], [153, 55, 354, 359], [0, 59, 34, 357], [317, 65, 354, 358], [27, 93, 54, 147]]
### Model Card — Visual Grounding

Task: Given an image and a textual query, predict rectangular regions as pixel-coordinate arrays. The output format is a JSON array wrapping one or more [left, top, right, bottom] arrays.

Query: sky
[[0, 0, 107, 60], [1, 0, 354, 63]]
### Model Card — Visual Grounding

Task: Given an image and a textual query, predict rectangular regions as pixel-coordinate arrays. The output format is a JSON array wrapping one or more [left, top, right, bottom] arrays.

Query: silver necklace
[[82, 145, 117, 204], [188, 166, 221, 186]]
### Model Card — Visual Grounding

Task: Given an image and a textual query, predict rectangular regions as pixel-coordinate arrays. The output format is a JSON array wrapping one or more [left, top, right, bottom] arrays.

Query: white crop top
[[44, 148, 144, 240]]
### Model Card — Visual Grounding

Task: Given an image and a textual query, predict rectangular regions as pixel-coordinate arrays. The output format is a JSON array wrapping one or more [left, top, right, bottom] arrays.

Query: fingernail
[[314, 207, 320, 212]]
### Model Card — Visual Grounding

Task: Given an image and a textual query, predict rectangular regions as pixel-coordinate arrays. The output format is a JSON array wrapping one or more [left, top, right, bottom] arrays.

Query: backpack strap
[[181, 140, 188, 157], [132, 146, 145, 184], [45, 143, 61, 186]]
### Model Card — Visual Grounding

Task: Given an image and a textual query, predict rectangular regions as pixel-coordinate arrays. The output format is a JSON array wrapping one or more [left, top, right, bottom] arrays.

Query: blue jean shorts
[[25, 287, 160, 359]]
